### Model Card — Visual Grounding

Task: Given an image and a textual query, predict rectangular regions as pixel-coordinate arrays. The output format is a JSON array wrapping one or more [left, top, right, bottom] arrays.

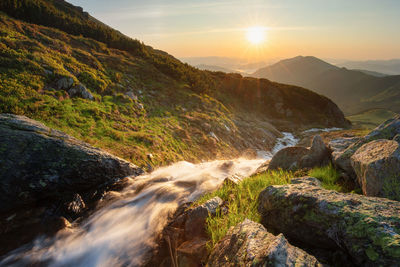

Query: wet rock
[[268, 135, 331, 170], [334, 114, 400, 177], [0, 114, 143, 254], [177, 238, 208, 267], [258, 177, 400, 266], [68, 83, 94, 100], [185, 197, 223, 238], [207, 219, 322, 267], [268, 146, 309, 170], [351, 139, 400, 199], [65, 193, 86, 217], [56, 76, 74, 90]]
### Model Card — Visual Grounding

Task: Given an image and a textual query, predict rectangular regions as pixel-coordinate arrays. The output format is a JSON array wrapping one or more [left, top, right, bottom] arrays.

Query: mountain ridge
[[252, 56, 400, 115]]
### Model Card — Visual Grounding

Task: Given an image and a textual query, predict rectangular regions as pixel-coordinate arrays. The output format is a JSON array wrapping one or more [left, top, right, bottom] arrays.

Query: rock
[[68, 83, 94, 100], [351, 139, 400, 199], [125, 91, 138, 101], [334, 114, 400, 177], [268, 146, 310, 170], [177, 238, 209, 267], [258, 177, 400, 266], [222, 174, 241, 187], [207, 219, 322, 267], [56, 76, 74, 90], [0, 113, 143, 213], [0, 114, 143, 254], [300, 135, 331, 168], [269, 135, 331, 170], [185, 197, 223, 239], [65, 193, 86, 217]]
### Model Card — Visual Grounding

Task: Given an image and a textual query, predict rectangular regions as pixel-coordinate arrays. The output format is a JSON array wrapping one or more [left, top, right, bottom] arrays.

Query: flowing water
[[1, 133, 298, 267]]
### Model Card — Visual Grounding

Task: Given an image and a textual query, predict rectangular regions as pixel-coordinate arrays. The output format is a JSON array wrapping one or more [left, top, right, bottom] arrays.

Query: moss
[[365, 246, 379, 261], [382, 174, 400, 201]]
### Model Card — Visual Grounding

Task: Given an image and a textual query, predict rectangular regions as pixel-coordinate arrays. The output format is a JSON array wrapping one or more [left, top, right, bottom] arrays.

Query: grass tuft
[[308, 164, 342, 191]]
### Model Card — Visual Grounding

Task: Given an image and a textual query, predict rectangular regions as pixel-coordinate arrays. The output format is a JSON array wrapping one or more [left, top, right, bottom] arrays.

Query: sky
[[69, 0, 400, 61]]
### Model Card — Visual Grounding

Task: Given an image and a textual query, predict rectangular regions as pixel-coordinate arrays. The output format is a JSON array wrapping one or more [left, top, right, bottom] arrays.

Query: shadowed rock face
[[258, 177, 400, 266], [207, 219, 322, 267], [0, 113, 143, 213], [0, 114, 143, 255]]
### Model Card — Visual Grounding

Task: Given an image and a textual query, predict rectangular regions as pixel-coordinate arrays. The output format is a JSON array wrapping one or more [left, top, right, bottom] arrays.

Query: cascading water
[[1, 133, 298, 267]]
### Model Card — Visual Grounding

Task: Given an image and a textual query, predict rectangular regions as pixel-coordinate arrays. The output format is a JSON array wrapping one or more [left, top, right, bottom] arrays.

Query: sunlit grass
[[196, 165, 348, 250], [308, 164, 343, 192], [195, 169, 293, 250]]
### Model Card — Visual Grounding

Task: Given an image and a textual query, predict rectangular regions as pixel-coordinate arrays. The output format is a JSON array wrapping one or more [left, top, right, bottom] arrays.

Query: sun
[[246, 26, 267, 45]]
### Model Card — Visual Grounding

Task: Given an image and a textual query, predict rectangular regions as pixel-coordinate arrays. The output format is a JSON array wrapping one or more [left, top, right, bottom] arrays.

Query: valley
[[0, 0, 400, 266]]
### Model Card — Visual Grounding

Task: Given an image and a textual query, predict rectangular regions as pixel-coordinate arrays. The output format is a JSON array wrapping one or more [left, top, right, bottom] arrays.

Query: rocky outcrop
[[268, 135, 331, 170], [334, 115, 400, 177], [0, 114, 143, 254], [351, 139, 400, 199], [207, 219, 322, 267], [0, 113, 142, 213], [258, 177, 400, 266]]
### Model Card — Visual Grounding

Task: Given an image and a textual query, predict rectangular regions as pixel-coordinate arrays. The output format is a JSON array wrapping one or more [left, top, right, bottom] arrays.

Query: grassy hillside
[[347, 109, 398, 129], [0, 2, 349, 168], [253, 56, 400, 115]]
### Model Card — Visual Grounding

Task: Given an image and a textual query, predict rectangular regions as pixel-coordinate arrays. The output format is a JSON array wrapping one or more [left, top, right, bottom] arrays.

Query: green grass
[[195, 169, 293, 249], [196, 165, 346, 250], [347, 108, 397, 129], [308, 164, 343, 191]]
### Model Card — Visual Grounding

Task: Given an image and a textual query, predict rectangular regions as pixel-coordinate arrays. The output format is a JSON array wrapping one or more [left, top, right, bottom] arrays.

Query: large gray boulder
[[351, 139, 400, 199], [258, 177, 400, 266], [268, 135, 330, 170], [0, 114, 143, 213], [334, 114, 400, 176], [207, 219, 322, 267]]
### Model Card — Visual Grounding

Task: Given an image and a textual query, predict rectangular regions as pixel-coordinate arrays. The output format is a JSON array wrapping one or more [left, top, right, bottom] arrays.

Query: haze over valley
[[0, 0, 399, 266]]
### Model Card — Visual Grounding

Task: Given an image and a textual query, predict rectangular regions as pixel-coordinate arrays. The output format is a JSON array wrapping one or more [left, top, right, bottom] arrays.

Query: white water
[[2, 133, 297, 267], [302, 127, 342, 134]]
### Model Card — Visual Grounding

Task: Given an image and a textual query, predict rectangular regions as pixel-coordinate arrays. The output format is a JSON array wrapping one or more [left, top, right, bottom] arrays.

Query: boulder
[[351, 139, 400, 199], [0, 113, 143, 213], [207, 219, 322, 267], [68, 83, 94, 100], [268, 146, 309, 170], [268, 135, 331, 170], [258, 177, 400, 266], [0, 114, 143, 254], [56, 76, 74, 90], [185, 197, 223, 238], [300, 135, 331, 168], [334, 114, 400, 177]]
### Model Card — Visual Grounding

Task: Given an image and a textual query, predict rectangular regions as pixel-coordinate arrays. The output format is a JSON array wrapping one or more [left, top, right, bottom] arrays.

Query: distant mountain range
[[252, 56, 400, 115], [338, 59, 400, 76], [195, 64, 245, 75], [181, 56, 271, 74]]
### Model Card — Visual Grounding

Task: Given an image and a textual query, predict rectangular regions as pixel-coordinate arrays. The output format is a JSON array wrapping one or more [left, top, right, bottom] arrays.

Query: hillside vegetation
[[253, 56, 400, 115], [0, 1, 349, 168]]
